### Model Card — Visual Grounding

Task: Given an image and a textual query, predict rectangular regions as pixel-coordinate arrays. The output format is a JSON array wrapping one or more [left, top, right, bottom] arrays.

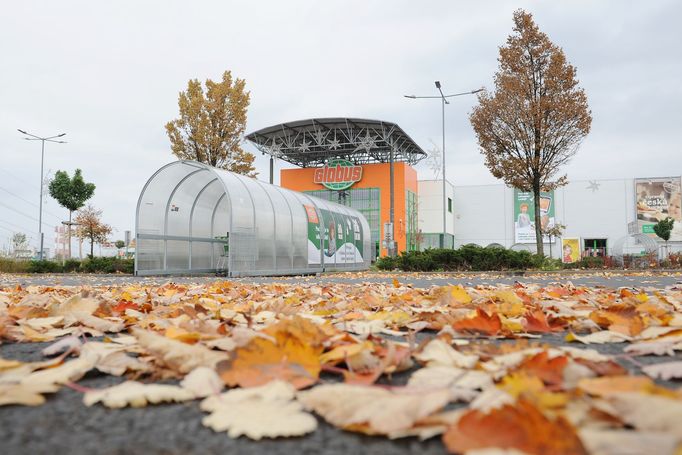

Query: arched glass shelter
[[135, 161, 371, 276]]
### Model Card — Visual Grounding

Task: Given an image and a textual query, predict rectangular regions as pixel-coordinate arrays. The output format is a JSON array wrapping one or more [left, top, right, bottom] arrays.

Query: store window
[[448, 197, 453, 213], [583, 238, 607, 257]]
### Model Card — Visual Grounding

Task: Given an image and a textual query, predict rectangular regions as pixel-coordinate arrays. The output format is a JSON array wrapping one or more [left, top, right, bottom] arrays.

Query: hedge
[[0, 257, 134, 274], [375, 245, 556, 272]]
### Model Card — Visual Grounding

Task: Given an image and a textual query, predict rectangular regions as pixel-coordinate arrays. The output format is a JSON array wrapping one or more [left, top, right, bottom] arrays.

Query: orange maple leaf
[[589, 304, 644, 336], [515, 351, 568, 386], [442, 399, 586, 455], [217, 317, 325, 389], [452, 308, 501, 336]]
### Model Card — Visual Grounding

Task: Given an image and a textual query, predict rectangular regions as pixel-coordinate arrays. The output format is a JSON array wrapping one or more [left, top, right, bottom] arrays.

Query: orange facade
[[281, 162, 418, 257]]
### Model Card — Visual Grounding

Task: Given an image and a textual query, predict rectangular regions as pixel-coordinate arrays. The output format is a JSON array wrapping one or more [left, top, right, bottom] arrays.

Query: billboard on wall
[[304, 204, 364, 265], [561, 238, 581, 263], [635, 177, 682, 242], [514, 189, 555, 244]]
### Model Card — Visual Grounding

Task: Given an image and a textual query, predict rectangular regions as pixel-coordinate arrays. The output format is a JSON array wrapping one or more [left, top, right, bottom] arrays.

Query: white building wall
[[435, 177, 681, 258], [418, 180, 455, 235], [452, 184, 511, 248]]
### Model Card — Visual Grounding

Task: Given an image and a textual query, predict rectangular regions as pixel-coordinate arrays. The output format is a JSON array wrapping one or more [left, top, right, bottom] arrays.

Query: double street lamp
[[17, 129, 67, 260], [405, 82, 483, 248]]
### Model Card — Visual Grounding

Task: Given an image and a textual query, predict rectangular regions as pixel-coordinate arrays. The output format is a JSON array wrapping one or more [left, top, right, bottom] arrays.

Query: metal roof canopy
[[245, 118, 427, 167]]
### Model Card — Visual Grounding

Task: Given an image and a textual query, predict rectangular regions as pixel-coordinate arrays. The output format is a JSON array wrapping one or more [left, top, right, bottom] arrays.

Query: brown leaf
[[442, 399, 586, 454], [217, 318, 324, 389]]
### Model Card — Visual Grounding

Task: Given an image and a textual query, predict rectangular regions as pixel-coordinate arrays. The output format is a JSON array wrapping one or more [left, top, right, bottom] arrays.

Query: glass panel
[[139, 163, 202, 236], [284, 189, 309, 269], [191, 179, 223, 238], [166, 170, 211, 237], [166, 240, 189, 270], [268, 186, 294, 271], [236, 176, 275, 271], [137, 238, 163, 271], [191, 241, 212, 270]]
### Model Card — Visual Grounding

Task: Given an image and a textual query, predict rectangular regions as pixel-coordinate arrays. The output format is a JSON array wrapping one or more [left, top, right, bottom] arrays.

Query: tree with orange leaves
[[470, 10, 591, 256], [74, 205, 113, 258]]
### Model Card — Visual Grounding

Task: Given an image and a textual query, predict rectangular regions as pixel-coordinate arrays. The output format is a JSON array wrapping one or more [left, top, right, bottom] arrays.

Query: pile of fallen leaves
[[2, 280, 682, 453]]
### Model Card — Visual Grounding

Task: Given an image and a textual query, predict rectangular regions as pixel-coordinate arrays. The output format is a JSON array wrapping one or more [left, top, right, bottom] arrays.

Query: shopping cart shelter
[[135, 161, 371, 276]]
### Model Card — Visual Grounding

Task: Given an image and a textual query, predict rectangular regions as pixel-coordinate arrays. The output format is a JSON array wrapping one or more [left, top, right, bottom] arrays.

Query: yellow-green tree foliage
[[166, 71, 256, 176], [470, 10, 591, 256]]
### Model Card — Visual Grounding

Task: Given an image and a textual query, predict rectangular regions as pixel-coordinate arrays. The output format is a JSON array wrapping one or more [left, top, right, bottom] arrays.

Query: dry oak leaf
[[217, 318, 325, 389], [565, 330, 632, 344], [132, 328, 227, 374], [413, 338, 479, 369], [180, 366, 224, 398], [0, 382, 59, 406], [83, 381, 195, 408], [297, 383, 451, 435], [579, 428, 680, 455], [607, 392, 682, 438], [200, 380, 317, 440], [452, 308, 502, 336], [442, 399, 587, 455], [642, 360, 682, 381]]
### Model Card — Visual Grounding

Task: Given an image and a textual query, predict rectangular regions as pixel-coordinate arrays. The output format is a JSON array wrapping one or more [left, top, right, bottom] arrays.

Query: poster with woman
[[514, 189, 555, 243], [561, 238, 581, 263]]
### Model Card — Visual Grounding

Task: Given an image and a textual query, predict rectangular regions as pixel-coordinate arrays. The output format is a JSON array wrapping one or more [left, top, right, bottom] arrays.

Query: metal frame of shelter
[[245, 117, 427, 174], [135, 160, 371, 276]]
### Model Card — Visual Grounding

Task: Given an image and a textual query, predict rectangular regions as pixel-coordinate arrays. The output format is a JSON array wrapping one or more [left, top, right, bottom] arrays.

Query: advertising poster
[[305, 204, 364, 265], [635, 177, 682, 242], [513, 189, 555, 244], [561, 238, 581, 263]]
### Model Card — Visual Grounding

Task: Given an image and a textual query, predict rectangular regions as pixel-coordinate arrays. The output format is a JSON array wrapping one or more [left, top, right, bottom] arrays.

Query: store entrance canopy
[[135, 161, 371, 276]]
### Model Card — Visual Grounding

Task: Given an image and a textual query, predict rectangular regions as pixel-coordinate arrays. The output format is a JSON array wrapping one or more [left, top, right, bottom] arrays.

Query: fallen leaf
[[84, 381, 195, 408], [442, 399, 586, 455], [200, 380, 317, 440], [132, 328, 227, 374], [608, 392, 682, 437], [580, 428, 680, 455], [180, 367, 224, 398], [217, 318, 324, 389], [298, 383, 451, 435], [0, 382, 60, 406], [453, 309, 502, 336], [414, 339, 478, 369], [642, 361, 682, 381], [565, 331, 632, 344]]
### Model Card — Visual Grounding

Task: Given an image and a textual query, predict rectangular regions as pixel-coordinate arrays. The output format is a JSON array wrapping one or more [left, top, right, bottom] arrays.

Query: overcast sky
[[1, 0, 680, 253]]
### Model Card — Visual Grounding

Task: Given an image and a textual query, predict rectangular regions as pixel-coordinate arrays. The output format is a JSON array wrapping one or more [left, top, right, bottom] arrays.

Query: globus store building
[[246, 118, 427, 259]]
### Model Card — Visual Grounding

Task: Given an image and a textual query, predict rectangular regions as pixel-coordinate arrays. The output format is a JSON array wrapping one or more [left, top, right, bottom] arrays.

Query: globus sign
[[313, 159, 363, 191]]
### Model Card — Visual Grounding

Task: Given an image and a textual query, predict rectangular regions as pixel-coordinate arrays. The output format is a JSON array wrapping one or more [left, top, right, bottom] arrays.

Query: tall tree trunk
[[533, 178, 544, 256], [90, 234, 94, 258]]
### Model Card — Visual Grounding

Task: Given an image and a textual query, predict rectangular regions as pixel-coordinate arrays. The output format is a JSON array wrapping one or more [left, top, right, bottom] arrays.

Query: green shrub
[[28, 260, 63, 273], [63, 259, 82, 272], [80, 257, 134, 274], [0, 258, 31, 273], [375, 256, 398, 271], [377, 247, 557, 272], [573, 256, 605, 269]]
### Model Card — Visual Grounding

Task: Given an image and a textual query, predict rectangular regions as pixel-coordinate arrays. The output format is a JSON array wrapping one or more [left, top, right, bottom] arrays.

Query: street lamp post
[[17, 129, 67, 260], [405, 84, 483, 249]]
